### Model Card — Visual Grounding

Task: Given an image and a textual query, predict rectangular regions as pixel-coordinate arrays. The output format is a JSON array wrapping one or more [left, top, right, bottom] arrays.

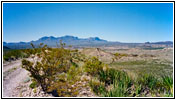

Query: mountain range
[[3, 35, 173, 49]]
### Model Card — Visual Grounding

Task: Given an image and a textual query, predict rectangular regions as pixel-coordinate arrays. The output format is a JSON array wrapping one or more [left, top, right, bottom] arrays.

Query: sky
[[3, 3, 173, 43]]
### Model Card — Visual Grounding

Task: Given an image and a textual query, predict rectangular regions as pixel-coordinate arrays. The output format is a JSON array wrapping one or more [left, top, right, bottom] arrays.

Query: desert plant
[[114, 52, 128, 60], [89, 79, 106, 96], [104, 69, 132, 97], [162, 75, 173, 95], [29, 80, 38, 89], [84, 56, 104, 76], [137, 74, 159, 91], [3, 49, 30, 61], [105, 81, 128, 97], [93, 68, 132, 97], [22, 42, 82, 96], [48, 71, 80, 97]]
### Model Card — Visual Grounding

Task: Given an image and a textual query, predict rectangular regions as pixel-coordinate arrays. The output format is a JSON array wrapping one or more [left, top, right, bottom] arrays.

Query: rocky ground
[[3, 59, 29, 97], [3, 58, 54, 97]]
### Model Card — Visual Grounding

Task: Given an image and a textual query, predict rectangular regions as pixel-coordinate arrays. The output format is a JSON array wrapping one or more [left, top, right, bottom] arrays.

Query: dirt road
[[3, 59, 31, 97]]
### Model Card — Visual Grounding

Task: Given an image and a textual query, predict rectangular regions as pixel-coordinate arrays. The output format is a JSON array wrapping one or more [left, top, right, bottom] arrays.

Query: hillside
[[80, 48, 115, 64]]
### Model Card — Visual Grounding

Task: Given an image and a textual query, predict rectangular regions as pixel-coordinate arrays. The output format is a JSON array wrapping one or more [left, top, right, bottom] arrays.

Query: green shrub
[[29, 81, 38, 89], [22, 42, 82, 97], [89, 79, 106, 96], [105, 81, 128, 97], [99, 70, 109, 84], [92, 68, 132, 97], [90, 64, 172, 97], [114, 53, 128, 59], [84, 56, 104, 76], [134, 84, 142, 96], [104, 69, 132, 97], [162, 75, 173, 95], [137, 74, 159, 91], [99, 68, 132, 87], [48, 72, 80, 97]]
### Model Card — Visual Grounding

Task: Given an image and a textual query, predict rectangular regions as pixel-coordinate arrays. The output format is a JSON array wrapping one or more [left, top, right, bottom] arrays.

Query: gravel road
[[3, 59, 31, 97]]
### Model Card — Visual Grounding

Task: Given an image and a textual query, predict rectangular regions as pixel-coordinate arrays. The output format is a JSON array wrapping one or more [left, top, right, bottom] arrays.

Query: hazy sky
[[3, 3, 173, 43]]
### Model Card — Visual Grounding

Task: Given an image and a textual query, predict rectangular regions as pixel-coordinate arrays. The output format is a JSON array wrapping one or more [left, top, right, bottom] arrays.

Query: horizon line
[[3, 35, 173, 44]]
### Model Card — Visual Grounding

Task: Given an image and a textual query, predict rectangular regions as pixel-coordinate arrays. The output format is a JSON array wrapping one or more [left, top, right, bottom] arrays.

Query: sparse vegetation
[[19, 42, 173, 97], [110, 60, 172, 78], [114, 52, 128, 57], [142, 47, 164, 50], [3, 49, 30, 61], [21, 41, 84, 97], [89, 67, 173, 97]]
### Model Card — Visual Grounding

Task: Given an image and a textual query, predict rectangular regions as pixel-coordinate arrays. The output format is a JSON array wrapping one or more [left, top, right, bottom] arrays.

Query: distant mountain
[[145, 41, 173, 45], [31, 35, 108, 46], [3, 35, 173, 49], [3, 35, 111, 49], [3, 46, 11, 50]]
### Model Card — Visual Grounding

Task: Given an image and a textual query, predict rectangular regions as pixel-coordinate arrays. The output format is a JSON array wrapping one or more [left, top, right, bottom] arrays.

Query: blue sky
[[3, 3, 173, 43]]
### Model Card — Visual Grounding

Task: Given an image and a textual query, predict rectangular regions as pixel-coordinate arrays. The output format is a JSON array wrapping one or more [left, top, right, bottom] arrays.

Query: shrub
[[134, 84, 142, 96], [22, 42, 83, 97], [99, 68, 132, 87], [48, 72, 80, 97], [114, 52, 128, 59], [47, 65, 82, 97], [105, 81, 128, 97], [104, 69, 132, 97], [162, 75, 173, 95], [89, 79, 106, 96], [93, 68, 132, 97], [29, 80, 38, 89], [84, 56, 104, 76], [90, 64, 173, 97], [137, 74, 159, 91]]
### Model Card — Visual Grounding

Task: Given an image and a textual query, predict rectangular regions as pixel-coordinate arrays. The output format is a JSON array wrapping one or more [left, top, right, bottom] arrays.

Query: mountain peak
[[62, 35, 78, 39], [88, 37, 107, 42], [39, 36, 57, 40], [39, 36, 49, 40], [89, 37, 100, 40]]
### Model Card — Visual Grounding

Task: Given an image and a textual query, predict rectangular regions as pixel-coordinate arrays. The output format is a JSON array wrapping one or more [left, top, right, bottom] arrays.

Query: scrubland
[[3, 42, 173, 97]]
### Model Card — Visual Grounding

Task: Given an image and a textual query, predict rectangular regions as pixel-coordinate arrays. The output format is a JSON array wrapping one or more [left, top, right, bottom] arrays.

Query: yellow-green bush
[[22, 42, 82, 97], [84, 56, 104, 76], [114, 52, 128, 58], [29, 80, 38, 89]]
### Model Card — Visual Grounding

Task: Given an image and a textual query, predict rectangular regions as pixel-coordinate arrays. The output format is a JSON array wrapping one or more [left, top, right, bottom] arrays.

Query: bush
[[162, 75, 173, 95], [137, 74, 159, 91], [89, 79, 106, 96], [48, 72, 80, 97], [29, 81, 38, 89], [84, 56, 104, 76], [114, 52, 128, 58], [104, 69, 132, 97], [91, 68, 133, 97], [22, 42, 82, 97]]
